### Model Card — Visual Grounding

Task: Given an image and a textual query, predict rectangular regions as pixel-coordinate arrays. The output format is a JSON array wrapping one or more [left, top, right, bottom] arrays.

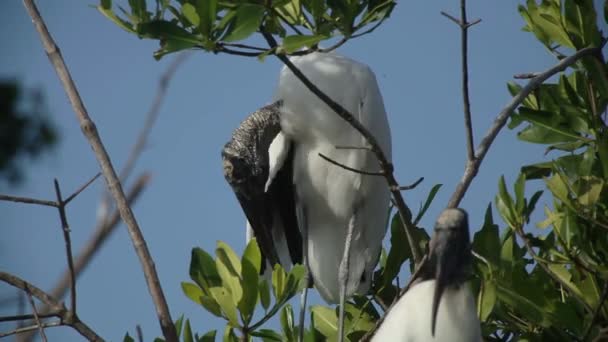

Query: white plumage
[[372, 208, 482, 342], [270, 52, 392, 303], [372, 280, 482, 341]]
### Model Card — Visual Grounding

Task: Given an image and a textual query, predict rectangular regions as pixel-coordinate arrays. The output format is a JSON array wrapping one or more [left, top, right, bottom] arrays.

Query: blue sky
[[0, 0, 592, 340]]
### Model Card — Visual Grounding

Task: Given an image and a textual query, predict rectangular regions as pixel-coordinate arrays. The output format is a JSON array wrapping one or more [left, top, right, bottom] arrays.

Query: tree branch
[[24, 290, 47, 342], [0, 272, 103, 341], [441, 0, 481, 163], [262, 32, 422, 265], [22, 1, 177, 341], [447, 44, 604, 208], [318, 153, 385, 176], [53, 179, 77, 315], [584, 279, 608, 340], [0, 194, 57, 207], [20, 173, 150, 342]]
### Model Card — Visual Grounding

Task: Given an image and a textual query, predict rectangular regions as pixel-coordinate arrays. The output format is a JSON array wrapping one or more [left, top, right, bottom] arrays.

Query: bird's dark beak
[[430, 209, 470, 337]]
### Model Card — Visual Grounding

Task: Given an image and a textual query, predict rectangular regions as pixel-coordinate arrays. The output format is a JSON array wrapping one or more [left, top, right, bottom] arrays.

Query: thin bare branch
[[24, 290, 48, 342], [318, 153, 385, 176], [22, 1, 177, 340], [0, 321, 61, 339], [513, 72, 540, 79], [442, 0, 481, 163], [396, 177, 424, 191], [20, 174, 150, 342], [0, 312, 58, 322], [0, 272, 103, 341], [65, 173, 101, 205], [262, 32, 422, 265], [136, 325, 144, 342], [0, 194, 57, 207], [53, 179, 77, 315], [447, 44, 604, 208]]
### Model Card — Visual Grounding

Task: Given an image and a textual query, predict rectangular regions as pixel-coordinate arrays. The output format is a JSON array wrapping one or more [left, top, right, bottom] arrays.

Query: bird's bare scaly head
[[430, 208, 471, 336], [221, 148, 251, 187]]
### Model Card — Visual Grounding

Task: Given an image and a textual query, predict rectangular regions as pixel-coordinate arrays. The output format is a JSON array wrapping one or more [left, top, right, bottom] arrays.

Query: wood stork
[[372, 208, 482, 342], [271, 52, 392, 341], [223, 52, 391, 342], [222, 102, 303, 273]]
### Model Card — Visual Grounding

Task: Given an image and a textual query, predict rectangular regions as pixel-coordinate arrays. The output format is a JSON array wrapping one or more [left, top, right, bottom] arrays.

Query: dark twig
[[396, 177, 424, 191], [0, 272, 103, 341], [262, 32, 422, 265], [318, 153, 385, 176], [0, 312, 58, 322], [24, 290, 48, 342], [335, 145, 373, 151], [22, 1, 177, 340], [441, 0, 481, 162], [447, 44, 604, 208], [584, 281, 608, 340], [53, 179, 77, 315], [0, 194, 57, 207], [65, 173, 101, 205], [20, 174, 150, 342]]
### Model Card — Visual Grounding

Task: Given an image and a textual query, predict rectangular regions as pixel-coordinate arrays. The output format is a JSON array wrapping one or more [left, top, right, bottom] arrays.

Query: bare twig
[[0, 312, 58, 322], [0, 272, 103, 341], [0, 194, 57, 207], [0, 321, 61, 338], [53, 179, 77, 315], [24, 290, 48, 342], [396, 177, 424, 191], [447, 44, 604, 208], [22, 2, 177, 341], [584, 281, 608, 340], [318, 153, 385, 176], [441, 1, 481, 162], [65, 173, 101, 205], [262, 32, 422, 265], [20, 174, 150, 342]]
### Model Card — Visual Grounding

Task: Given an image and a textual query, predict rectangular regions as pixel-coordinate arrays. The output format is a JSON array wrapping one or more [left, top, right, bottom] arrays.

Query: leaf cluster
[[97, 0, 396, 59]]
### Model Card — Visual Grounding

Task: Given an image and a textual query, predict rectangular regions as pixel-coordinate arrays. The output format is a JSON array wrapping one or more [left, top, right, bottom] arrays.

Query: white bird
[[372, 208, 482, 342], [270, 52, 392, 341], [223, 52, 391, 342]]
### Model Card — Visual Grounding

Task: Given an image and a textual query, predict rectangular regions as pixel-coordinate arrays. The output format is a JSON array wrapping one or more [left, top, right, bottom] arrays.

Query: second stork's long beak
[[430, 208, 471, 336]]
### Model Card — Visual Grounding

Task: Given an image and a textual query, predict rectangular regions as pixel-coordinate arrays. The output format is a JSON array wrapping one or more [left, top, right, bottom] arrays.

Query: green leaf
[[200, 330, 217, 342], [472, 204, 501, 266], [216, 242, 243, 307], [190, 247, 221, 293], [222, 326, 238, 342], [239, 239, 260, 324], [137, 20, 200, 44], [97, 6, 136, 33], [183, 319, 194, 342], [259, 279, 271, 311], [101, 0, 111, 10], [496, 175, 517, 229], [280, 303, 295, 340], [272, 264, 287, 301], [281, 34, 326, 53], [196, 0, 217, 36], [174, 314, 184, 338], [496, 282, 547, 325], [381, 214, 429, 284], [514, 173, 526, 215], [181, 3, 200, 27], [545, 172, 572, 206], [413, 183, 442, 225], [182, 282, 204, 304], [216, 241, 242, 275], [574, 176, 604, 206], [251, 329, 283, 341], [210, 286, 240, 327], [311, 305, 337, 339], [478, 280, 496, 321], [222, 4, 265, 42]]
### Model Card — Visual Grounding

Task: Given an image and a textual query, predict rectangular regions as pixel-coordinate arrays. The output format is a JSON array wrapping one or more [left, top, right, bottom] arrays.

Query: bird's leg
[[338, 211, 357, 342], [298, 203, 309, 342]]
